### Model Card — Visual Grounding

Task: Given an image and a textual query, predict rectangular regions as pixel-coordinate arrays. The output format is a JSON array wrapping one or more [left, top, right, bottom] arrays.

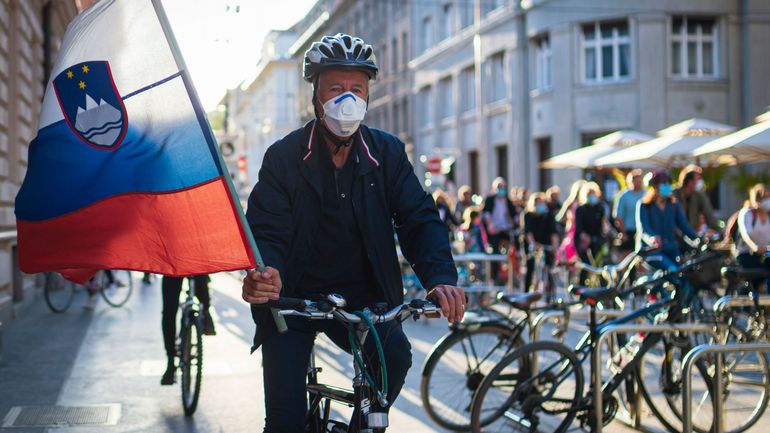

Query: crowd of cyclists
[[429, 163, 770, 294]]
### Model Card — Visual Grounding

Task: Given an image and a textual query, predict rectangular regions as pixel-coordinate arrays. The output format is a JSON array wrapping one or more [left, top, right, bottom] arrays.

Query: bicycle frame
[[305, 322, 377, 432]]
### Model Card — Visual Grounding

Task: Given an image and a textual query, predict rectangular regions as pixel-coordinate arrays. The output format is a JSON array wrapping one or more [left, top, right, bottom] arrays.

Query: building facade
[[0, 0, 80, 325], [224, 30, 300, 195], [410, 0, 770, 206]]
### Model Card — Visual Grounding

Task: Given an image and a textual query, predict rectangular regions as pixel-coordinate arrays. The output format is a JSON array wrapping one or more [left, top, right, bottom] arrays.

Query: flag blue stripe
[[15, 115, 220, 221]]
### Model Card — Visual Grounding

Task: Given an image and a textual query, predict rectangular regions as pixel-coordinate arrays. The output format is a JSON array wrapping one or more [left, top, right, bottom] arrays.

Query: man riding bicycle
[[240, 33, 465, 433]]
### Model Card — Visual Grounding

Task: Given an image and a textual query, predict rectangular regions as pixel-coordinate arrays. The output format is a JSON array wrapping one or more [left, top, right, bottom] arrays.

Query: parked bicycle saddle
[[497, 291, 542, 310], [721, 266, 770, 281], [568, 285, 616, 305]]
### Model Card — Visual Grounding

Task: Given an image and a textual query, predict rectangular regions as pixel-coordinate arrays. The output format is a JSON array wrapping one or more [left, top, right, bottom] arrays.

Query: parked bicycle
[[43, 270, 133, 313], [420, 246, 658, 431], [268, 294, 440, 433], [469, 250, 769, 433]]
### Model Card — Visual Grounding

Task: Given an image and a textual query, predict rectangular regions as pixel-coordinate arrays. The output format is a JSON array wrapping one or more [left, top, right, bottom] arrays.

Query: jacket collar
[[300, 120, 380, 172]]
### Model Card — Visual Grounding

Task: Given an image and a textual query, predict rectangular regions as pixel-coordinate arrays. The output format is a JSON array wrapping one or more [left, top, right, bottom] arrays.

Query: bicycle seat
[[722, 266, 770, 281], [568, 285, 616, 305], [498, 292, 542, 310]]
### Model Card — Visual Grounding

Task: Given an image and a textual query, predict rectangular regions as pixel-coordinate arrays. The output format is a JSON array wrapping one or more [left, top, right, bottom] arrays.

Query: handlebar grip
[[266, 297, 308, 311]]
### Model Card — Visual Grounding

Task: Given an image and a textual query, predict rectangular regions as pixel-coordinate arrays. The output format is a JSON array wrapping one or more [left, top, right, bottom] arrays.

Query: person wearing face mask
[[483, 177, 518, 254], [673, 164, 719, 235], [573, 182, 607, 283], [637, 170, 699, 273], [736, 183, 770, 292], [523, 193, 559, 294], [240, 33, 464, 433]]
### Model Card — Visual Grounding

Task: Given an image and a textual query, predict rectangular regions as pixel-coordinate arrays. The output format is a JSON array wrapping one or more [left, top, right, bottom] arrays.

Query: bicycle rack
[[713, 294, 770, 313], [681, 342, 770, 433], [529, 308, 626, 342], [592, 323, 720, 433]]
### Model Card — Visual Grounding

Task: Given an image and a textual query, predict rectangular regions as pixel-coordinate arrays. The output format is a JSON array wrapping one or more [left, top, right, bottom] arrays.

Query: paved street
[[0, 273, 765, 432]]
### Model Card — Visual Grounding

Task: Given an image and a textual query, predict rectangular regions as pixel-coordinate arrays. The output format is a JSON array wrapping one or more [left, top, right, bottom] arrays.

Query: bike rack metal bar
[[681, 342, 770, 433], [529, 309, 626, 342], [713, 295, 770, 313], [593, 323, 719, 433]]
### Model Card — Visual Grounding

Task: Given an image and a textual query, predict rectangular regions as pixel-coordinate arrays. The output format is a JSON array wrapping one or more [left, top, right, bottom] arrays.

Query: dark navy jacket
[[246, 121, 457, 349]]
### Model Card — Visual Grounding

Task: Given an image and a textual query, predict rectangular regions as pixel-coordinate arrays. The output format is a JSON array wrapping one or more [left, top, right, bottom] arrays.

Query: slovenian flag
[[14, 0, 258, 283]]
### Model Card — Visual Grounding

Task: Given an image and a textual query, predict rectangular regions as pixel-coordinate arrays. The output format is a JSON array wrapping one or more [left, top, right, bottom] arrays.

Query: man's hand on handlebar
[[242, 266, 282, 304], [426, 284, 465, 323]]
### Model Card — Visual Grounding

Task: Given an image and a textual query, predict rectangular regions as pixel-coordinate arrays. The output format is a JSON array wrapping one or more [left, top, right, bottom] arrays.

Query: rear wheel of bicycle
[[470, 340, 583, 433], [180, 312, 203, 416], [44, 272, 76, 313], [420, 323, 522, 431], [637, 324, 769, 433], [100, 270, 133, 307]]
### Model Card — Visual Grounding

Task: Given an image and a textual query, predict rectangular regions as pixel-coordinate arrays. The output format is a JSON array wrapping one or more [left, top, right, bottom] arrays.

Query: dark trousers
[[525, 250, 554, 292], [161, 275, 210, 359], [261, 317, 412, 433], [737, 253, 770, 293]]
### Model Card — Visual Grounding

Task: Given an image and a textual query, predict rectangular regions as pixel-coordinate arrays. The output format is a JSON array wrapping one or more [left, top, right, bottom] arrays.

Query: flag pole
[[150, 0, 286, 332]]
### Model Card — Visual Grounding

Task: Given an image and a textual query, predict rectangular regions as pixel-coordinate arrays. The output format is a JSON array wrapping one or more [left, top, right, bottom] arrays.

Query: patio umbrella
[[539, 130, 653, 169], [692, 111, 770, 165], [594, 118, 735, 168]]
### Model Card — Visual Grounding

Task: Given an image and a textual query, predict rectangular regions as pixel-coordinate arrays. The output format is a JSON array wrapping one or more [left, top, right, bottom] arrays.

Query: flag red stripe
[[17, 177, 255, 283]]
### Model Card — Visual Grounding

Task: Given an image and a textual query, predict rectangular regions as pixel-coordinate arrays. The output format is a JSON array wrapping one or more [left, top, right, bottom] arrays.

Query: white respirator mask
[[321, 92, 367, 137]]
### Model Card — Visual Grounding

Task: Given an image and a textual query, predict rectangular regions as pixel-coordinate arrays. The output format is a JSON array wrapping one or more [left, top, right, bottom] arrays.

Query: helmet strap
[[317, 116, 355, 154]]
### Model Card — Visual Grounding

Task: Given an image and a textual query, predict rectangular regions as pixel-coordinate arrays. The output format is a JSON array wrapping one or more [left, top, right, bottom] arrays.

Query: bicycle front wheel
[[180, 311, 203, 416], [470, 340, 583, 433], [420, 323, 522, 431], [44, 272, 75, 313], [100, 270, 133, 307]]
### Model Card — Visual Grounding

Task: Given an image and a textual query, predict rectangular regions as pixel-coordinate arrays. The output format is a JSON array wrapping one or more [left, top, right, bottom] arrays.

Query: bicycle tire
[[636, 331, 716, 433], [44, 272, 75, 313], [420, 323, 522, 431], [180, 311, 203, 416], [100, 270, 133, 307], [470, 340, 583, 433]]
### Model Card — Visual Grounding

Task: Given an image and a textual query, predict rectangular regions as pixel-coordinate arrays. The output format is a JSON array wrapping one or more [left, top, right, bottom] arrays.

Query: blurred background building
[[0, 0, 81, 326], [221, 0, 770, 215]]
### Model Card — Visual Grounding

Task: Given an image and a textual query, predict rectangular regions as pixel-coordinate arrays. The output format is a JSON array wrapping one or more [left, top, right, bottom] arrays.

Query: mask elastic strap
[[317, 119, 355, 154]]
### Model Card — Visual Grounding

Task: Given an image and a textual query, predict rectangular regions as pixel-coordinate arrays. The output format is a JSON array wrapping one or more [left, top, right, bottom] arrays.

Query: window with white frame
[[421, 16, 433, 54], [487, 52, 506, 103], [460, 66, 476, 112], [534, 36, 552, 91], [581, 21, 631, 83], [439, 76, 454, 119], [671, 16, 718, 78], [441, 3, 454, 41], [419, 86, 434, 127]]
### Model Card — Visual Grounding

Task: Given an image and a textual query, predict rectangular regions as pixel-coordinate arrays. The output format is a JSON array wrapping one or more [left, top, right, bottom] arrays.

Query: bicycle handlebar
[[266, 296, 442, 324]]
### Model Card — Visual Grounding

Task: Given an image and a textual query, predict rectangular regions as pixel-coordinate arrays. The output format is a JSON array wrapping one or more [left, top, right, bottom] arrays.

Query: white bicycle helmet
[[303, 33, 378, 82]]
